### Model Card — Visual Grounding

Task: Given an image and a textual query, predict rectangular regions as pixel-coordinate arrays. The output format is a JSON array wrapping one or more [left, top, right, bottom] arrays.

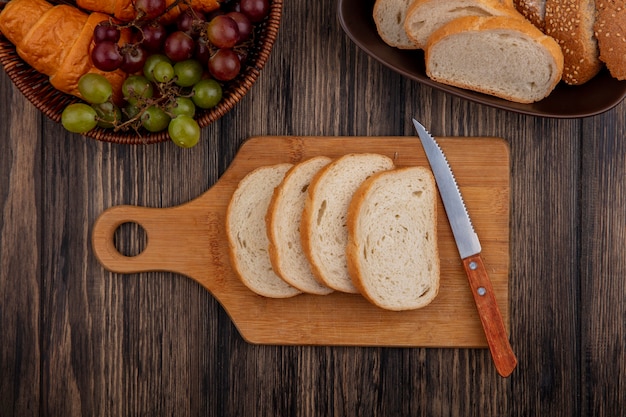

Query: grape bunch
[[61, 0, 271, 147]]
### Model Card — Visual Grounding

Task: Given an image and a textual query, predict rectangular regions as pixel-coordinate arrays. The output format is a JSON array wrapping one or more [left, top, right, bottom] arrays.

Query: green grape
[[141, 105, 171, 132], [144, 53, 172, 82], [61, 103, 98, 133], [173, 59, 203, 87], [153, 61, 175, 83], [92, 102, 122, 128], [124, 103, 141, 119], [122, 75, 154, 105], [168, 115, 200, 148], [78, 73, 113, 104], [191, 79, 222, 109], [167, 97, 196, 118]]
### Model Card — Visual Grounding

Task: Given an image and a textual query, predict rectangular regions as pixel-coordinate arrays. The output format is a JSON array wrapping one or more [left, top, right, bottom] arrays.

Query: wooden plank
[[91, 135, 510, 347], [0, 70, 41, 417], [581, 104, 626, 416]]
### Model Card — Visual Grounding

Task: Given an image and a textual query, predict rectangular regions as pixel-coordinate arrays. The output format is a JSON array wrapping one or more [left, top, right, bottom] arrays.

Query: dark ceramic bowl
[[338, 0, 626, 118]]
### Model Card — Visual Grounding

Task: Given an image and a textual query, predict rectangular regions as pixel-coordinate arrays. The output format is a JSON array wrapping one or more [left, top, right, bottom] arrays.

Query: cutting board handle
[[91, 203, 215, 276]]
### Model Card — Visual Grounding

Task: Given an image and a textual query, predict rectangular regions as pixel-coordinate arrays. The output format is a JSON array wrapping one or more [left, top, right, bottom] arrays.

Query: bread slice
[[404, 0, 523, 49], [373, 0, 418, 49], [226, 163, 302, 298], [513, 0, 546, 31], [266, 156, 335, 295], [425, 15, 564, 103], [544, 0, 601, 85], [594, 0, 626, 80], [346, 167, 439, 311], [301, 153, 395, 294]]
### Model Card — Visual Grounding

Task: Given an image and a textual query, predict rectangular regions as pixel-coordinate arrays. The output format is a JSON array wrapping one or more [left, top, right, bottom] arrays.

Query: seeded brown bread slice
[[544, 0, 601, 85], [514, 0, 546, 31], [594, 0, 626, 80], [226, 163, 302, 298], [346, 167, 440, 311]]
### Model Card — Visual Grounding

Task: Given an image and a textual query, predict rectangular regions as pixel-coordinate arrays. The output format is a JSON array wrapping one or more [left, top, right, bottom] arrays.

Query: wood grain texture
[[0, 0, 624, 415], [91, 136, 510, 348]]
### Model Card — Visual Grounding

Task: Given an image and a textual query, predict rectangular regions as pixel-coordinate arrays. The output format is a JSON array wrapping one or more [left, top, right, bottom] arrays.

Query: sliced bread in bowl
[[266, 156, 334, 295], [425, 15, 564, 103], [301, 153, 395, 294], [226, 163, 302, 298], [373, 0, 418, 49], [544, 0, 601, 85], [404, 0, 524, 49], [346, 166, 439, 311]]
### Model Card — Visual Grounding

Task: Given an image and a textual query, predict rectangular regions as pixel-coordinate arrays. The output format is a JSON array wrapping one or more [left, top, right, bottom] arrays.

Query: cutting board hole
[[113, 222, 147, 257]]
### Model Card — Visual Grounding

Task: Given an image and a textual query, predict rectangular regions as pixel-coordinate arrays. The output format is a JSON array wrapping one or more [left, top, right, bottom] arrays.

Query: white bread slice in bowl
[[425, 15, 564, 103]]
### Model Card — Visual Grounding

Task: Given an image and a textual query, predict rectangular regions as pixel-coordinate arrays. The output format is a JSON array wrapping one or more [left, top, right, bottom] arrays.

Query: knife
[[412, 119, 517, 377]]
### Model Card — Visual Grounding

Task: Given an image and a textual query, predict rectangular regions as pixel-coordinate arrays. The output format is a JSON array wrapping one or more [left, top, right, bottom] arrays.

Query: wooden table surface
[[1, 1, 625, 416]]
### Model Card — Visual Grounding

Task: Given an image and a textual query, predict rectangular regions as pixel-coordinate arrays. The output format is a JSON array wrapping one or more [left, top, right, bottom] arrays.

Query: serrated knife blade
[[412, 119, 517, 377]]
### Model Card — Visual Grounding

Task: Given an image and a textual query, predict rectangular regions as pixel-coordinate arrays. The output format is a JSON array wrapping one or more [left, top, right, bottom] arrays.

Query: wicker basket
[[0, 0, 282, 145]]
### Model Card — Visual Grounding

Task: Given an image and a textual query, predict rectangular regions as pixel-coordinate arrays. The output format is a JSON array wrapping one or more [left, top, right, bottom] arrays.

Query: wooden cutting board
[[92, 136, 510, 347]]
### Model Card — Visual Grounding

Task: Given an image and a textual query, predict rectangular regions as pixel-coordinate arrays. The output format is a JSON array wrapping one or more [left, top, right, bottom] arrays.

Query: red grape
[[121, 45, 148, 73], [93, 22, 121, 44], [226, 12, 252, 42], [208, 48, 241, 81], [239, 0, 269, 22], [194, 38, 211, 65], [135, 0, 166, 20], [177, 9, 206, 37], [91, 41, 123, 71], [206, 15, 240, 48], [141, 22, 167, 52], [164, 31, 195, 62]]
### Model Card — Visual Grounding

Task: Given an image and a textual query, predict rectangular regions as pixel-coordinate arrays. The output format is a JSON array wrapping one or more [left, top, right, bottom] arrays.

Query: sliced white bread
[[404, 0, 524, 49], [544, 0, 601, 85], [346, 166, 439, 311], [514, 0, 546, 31], [373, 0, 418, 49], [266, 156, 335, 295], [425, 15, 564, 103], [226, 163, 302, 298], [594, 0, 626, 80], [301, 153, 395, 294]]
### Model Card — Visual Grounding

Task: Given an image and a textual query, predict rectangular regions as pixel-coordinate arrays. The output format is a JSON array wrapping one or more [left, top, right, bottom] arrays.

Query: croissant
[[76, 0, 221, 23], [0, 0, 129, 103]]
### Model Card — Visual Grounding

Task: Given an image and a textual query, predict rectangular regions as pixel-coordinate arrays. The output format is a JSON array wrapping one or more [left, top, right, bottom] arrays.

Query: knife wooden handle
[[462, 254, 517, 377]]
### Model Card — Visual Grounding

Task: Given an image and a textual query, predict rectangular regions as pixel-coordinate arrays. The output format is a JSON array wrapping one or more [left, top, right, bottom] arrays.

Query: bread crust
[[425, 15, 564, 103], [544, 0, 601, 85], [594, 0, 626, 80]]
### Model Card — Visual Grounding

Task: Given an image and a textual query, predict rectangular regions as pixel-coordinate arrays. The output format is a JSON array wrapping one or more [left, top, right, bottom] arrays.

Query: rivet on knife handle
[[412, 119, 517, 377], [463, 254, 517, 377]]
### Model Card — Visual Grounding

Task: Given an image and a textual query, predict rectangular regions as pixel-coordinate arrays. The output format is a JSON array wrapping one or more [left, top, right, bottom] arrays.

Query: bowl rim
[[0, 0, 283, 144], [337, 0, 626, 119]]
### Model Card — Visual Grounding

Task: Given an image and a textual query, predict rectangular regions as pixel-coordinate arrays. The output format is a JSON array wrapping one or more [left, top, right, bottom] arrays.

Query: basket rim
[[0, 0, 283, 145]]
